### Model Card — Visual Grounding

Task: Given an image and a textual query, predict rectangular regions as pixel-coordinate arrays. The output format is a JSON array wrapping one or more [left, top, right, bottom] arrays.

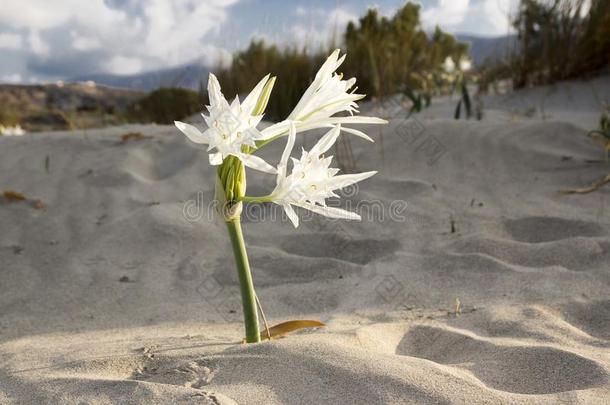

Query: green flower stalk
[[216, 147, 260, 343]]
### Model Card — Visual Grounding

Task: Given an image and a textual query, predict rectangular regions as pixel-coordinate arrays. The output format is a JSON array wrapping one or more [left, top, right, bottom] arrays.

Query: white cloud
[[479, 0, 519, 35], [422, 0, 470, 30], [0, 32, 22, 49], [0, 0, 524, 81], [0, 0, 239, 76], [330, 8, 359, 31], [28, 31, 49, 56], [289, 6, 358, 49], [71, 31, 102, 51], [455, 0, 519, 36], [1, 73, 22, 83], [0, 0, 131, 32], [104, 56, 143, 75], [140, 0, 239, 66]]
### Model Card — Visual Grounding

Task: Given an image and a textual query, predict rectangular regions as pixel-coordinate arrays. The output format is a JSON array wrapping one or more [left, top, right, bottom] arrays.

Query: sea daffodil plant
[[175, 50, 386, 343], [441, 56, 474, 120]]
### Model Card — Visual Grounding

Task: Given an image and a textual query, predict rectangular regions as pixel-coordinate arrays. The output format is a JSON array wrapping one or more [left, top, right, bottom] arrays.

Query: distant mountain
[[72, 63, 209, 92], [456, 34, 518, 66]]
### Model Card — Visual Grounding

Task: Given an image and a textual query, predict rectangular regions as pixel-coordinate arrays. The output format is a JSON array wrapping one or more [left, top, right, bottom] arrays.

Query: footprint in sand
[[134, 358, 218, 390]]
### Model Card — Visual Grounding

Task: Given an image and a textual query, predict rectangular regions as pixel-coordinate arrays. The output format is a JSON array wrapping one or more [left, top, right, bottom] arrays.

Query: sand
[[1, 76, 609, 404]]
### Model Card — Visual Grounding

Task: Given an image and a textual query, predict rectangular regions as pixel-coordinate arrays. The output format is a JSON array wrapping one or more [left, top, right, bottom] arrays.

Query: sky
[[0, 0, 519, 84]]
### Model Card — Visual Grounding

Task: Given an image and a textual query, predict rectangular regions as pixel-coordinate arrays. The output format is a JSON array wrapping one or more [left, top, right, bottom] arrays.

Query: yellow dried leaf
[[3, 190, 27, 201], [243, 320, 325, 343]]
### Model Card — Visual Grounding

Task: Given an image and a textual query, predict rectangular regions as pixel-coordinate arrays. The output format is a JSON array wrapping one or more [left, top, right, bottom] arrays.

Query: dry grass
[[513, 0, 609, 87]]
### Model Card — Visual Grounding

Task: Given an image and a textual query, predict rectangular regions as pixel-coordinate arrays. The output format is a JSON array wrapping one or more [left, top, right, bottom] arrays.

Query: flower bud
[[252, 76, 276, 116]]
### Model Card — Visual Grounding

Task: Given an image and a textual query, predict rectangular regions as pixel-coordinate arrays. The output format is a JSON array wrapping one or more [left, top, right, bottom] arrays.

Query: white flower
[[270, 123, 376, 228], [175, 73, 276, 173], [260, 49, 386, 143], [443, 57, 456, 74], [459, 58, 472, 72], [0, 124, 25, 136]]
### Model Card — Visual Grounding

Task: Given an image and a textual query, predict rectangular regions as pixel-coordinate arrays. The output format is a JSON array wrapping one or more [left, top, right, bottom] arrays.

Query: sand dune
[[1, 77, 609, 404]]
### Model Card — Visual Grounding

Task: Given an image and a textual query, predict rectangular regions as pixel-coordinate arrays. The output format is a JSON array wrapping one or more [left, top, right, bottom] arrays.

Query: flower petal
[[327, 171, 377, 190], [283, 203, 299, 228], [237, 153, 277, 174], [288, 49, 341, 121], [207, 73, 225, 108], [310, 125, 341, 157], [278, 122, 296, 180], [209, 152, 223, 165], [336, 126, 374, 142], [294, 117, 386, 139], [260, 116, 385, 143], [260, 120, 291, 140], [242, 74, 270, 116], [296, 202, 361, 221], [175, 121, 209, 144], [323, 116, 388, 125]]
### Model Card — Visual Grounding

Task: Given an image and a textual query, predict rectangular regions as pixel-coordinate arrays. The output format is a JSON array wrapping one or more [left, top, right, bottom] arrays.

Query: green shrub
[[128, 87, 201, 124], [513, 0, 610, 88], [344, 6, 468, 98], [214, 41, 324, 122]]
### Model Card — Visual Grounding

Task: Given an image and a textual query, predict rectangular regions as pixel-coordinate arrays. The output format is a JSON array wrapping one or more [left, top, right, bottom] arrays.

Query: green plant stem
[[226, 218, 260, 343], [239, 195, 273, 203], [255, 134, 284, 150]]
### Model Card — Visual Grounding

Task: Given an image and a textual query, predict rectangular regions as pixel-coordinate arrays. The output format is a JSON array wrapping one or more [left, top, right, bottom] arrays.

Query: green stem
[[225, 218, 260, 343], [239, 195, 273, 203], [255, 134, 284, 150]]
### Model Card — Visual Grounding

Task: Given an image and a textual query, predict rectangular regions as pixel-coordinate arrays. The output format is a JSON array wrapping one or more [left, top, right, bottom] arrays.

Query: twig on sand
[[3, 190, 26, 201], [560, 173, 610, 194], [2, 190, 45, 209], [118, 132, 153, 145]]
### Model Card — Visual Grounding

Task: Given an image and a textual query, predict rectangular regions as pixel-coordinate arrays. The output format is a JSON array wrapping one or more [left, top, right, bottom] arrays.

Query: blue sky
[[0, 0, 518, 83]]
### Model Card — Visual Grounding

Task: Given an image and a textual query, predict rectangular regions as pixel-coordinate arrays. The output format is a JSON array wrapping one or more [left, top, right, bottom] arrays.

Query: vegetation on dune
[[211, 3, 468, 121], [127, 87, 202, 124], [515, 0, 610, 87], [343, 5, 468, 99], [482, 0, 610, 89], [214, 42, 325, 123], [0, 83, 144, 132]]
